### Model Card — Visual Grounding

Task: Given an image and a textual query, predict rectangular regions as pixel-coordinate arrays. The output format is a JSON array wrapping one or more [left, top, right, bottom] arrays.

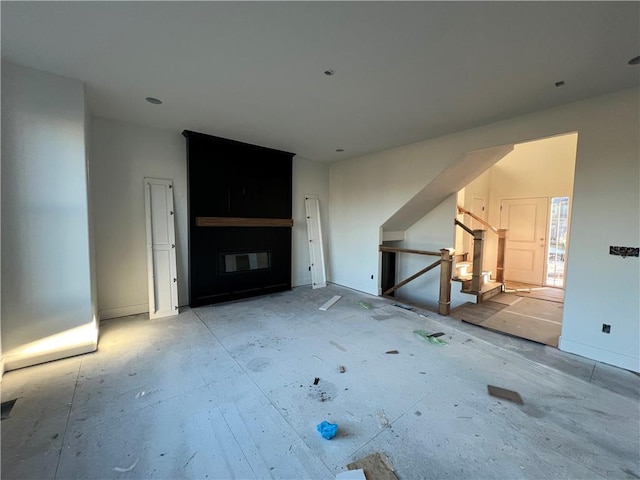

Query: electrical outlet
[[602, 324, 611, 334]]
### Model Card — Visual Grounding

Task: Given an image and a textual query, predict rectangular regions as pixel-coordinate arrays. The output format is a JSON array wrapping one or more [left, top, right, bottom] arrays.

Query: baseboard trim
[[559, 337, 640, 373], [99, 304, 148, 320]]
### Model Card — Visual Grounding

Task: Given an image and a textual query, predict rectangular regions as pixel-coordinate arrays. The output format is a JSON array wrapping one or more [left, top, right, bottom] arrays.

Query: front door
[[500, 197, 548, 285]]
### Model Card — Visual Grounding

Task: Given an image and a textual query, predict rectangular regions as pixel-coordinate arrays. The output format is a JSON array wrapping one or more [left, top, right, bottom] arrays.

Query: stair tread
[[460, 281, 503, 294]]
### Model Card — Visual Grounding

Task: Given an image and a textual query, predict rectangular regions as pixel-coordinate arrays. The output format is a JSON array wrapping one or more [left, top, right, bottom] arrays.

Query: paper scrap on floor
[[347, 452, 398, 480], [487, 385, 524, 405], [336, 468, 367, 480]]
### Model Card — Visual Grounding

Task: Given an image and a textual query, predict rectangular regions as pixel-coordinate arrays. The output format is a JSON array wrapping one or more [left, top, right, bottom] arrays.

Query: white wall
[[90, 120, 331, 317], [292, 157, 331, 287], [89, 117, 188, 319], [329, 87, 639, 371], [459, 169, 491, 258], [1, 61, 97, 370]]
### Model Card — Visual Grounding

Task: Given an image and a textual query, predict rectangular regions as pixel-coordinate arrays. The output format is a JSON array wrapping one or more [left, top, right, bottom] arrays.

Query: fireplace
[[183, 130, 294, 307]]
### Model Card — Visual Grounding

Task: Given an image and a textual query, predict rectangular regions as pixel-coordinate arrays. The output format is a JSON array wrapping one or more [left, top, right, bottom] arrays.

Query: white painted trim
[[99, 304, 149, 320], [559, 337, 640, 373], [305, 194, 327, 289], [319, 295, 342, 311]]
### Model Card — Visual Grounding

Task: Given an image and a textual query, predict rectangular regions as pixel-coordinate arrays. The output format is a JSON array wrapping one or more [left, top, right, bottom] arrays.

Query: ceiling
[[2, 2, 639, 162]]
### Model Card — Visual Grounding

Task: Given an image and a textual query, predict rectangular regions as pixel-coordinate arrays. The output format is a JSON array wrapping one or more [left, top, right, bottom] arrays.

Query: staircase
[[453, 261, 503, 302], [453, 206, 507, 304]]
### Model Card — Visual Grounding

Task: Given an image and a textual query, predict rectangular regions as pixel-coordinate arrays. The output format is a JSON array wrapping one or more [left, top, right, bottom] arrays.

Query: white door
[[500, 197, 548, 285], [304, 195, 327, 289], [145, 178, 179, 319]]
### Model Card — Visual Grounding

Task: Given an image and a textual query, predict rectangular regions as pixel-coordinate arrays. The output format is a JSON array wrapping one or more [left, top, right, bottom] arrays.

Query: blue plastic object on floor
[[316, 421, 338, 439]]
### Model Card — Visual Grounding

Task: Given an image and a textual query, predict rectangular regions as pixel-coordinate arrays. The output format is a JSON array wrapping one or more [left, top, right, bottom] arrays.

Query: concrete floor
[[2, 284, 639, 479]]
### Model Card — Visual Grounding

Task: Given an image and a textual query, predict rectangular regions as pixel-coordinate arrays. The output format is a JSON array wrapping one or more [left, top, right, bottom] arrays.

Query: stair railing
[[379, 246, 454, 315], [456, 205, 507, 287]]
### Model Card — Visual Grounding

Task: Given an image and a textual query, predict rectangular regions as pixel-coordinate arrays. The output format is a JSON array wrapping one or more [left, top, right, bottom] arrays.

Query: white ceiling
[[2, 2, 639, 162]]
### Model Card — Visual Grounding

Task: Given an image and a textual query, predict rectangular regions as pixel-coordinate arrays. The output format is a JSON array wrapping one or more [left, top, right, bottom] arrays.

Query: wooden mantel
[[196, 217, 293, 228]]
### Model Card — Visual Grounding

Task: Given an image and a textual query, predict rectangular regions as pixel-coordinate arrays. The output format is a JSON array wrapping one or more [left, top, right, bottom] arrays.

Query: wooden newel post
[[496, 229, 507, 283], [438, 248, 453, 316], [472, 229, 486, 292]]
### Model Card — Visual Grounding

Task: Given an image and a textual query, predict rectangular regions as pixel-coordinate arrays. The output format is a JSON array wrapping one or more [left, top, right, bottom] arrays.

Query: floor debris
[[414, 330, 447, 345], [312, 355, 323, 362], [330, 340, 347, 352], [336, 468, 366, 480], [487, 385, 524, 405], [357, 301, 374, 310], [319, 295, 342, 311], [1, 399, 17, 420], [385, 350, 399, 354], [347, 452, 398, 480], [183, 451, 197, 468], [376, 410, 391, 428], [313, 377, 320, 385], [339, 366, 346, 373], [317, 420, 338, 439], [393, 303, 415, 311], [113, 457, 140, 473], [371, 314, 394, 321]]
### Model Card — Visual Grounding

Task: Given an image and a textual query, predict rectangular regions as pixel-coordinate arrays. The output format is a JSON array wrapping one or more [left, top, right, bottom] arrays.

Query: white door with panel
[[500, 197, 549, 285], [145, 178, 179, 319], [304, 194, 327, 289]]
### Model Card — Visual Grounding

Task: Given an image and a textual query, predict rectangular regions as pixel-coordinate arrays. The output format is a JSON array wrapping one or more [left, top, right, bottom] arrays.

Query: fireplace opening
[[223, 251, 271, 273]]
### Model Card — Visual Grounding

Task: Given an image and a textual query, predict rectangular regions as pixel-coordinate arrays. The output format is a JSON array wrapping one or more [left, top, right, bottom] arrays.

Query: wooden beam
[[379, 246, 441, 257], [496, 229, 507, 283], [438, 248, 453, 316], [196, 217, 293, 227], [455, 218, 474, 235], [383, 259, 441, 296], [471, 229, 486, 293]]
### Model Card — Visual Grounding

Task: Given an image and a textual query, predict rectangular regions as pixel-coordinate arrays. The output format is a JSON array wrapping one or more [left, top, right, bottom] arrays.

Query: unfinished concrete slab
[[1, 285, 638, 479]]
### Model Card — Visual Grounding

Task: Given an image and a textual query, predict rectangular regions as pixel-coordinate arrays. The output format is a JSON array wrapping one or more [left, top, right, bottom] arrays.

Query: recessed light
[[629, 56, 640, 65], [555, 81, 565, 87], [336, 148, 344, 152], [324, 69, 335, 76], [146, 97, 163, 105]]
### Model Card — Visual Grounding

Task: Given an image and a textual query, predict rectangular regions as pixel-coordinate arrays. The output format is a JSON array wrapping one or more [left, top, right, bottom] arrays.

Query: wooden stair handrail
[[457, 205, 499, 234], [379, 246, 441, 257], [379, 247, 454, 315], [454, 219, 474, 235], [383, 258, 441, 296]]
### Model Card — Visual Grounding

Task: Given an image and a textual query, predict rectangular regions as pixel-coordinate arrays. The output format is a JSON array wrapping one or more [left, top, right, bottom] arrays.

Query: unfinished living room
[[2, 2, 639, 480]]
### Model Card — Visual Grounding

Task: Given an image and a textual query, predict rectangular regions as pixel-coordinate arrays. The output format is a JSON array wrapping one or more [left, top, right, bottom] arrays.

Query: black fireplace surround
[[183, 130, 294, 307]]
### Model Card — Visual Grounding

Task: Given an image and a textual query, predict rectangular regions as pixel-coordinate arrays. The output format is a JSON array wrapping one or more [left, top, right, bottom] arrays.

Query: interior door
[[500, 197, 548, 285], [304, 194, 327, 289], [144, 178, 179, 319]]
